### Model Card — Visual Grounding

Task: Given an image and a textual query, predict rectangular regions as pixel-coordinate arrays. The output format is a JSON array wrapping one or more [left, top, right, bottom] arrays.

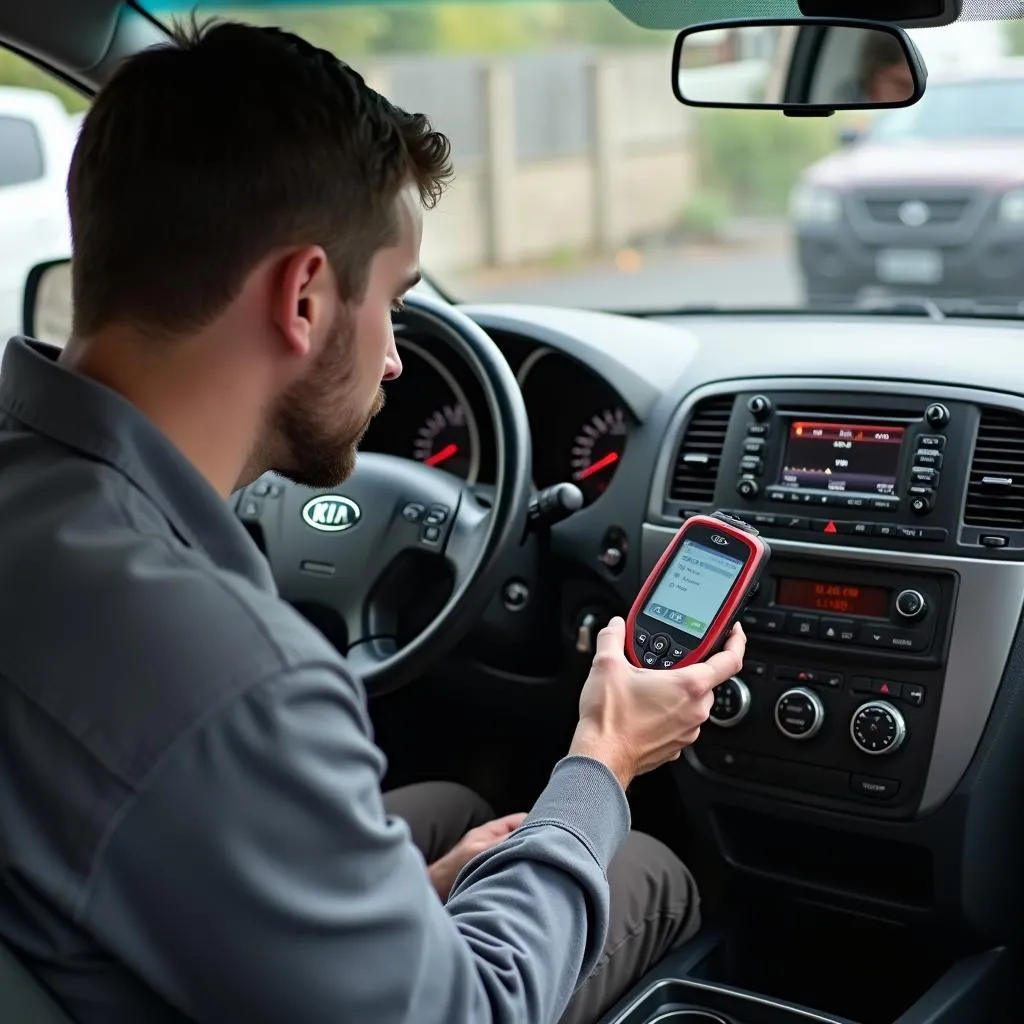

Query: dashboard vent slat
[[963, 407, 1024, 530], [669, 395, 735, 504]]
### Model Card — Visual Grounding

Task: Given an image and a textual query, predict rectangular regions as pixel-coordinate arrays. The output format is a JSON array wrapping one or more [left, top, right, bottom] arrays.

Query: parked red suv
[[791, 62, 1024, 309]]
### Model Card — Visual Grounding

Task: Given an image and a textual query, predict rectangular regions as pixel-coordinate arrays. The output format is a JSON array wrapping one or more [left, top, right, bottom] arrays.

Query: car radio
[[735, 392, 950, 520]]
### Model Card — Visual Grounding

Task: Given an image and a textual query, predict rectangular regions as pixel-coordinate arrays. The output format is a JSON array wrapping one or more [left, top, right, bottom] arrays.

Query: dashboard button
[[747, 423, 770, 437], [780, 515, 809, 530], [743, 438, 766, 455], [851, 775, 900, 799], [914, 450, 943, 469], [837, 521, 872, 536], [740, 456, 763, 474], [820, 617, 856, 642], [843, 496, 869, 509], [920, 528, 948, 541], [903, 684, 925, 706], [787, 614, 818, 638], [874, 524, 898, 537], [742, 609, 785, 634], [811, 518, 839, 535], [911, 468, 938, 485], [767, 489, 787, 502], [871, 679, 903, 699], [895, 525, 923, 540], [918, 434, 946, 450], [909, 493, 934, 515], [859, 624, 927, 652], [851, 676, 874, 693], [870, 498, 898, 511]]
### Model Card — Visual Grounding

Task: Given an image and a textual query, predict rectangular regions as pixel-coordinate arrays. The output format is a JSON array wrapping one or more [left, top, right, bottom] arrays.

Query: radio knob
[[747, 394, 773, 419], [774, 687, 824, 741], [924, 402, 950, 428], [736, 477, 759, 499], [851, 701, 906, 756], [709, 676, 751, 728], [895, 588, 927, 621]]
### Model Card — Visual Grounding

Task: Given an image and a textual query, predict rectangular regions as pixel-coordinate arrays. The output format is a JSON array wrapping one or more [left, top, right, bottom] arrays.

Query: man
[[838, 30, 915, 104], [0, 19, 745, 1024]]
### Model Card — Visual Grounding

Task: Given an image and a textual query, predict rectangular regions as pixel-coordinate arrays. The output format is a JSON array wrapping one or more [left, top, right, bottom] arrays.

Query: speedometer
[[570, 406, 627, 504], [413, 403, 474, 480]]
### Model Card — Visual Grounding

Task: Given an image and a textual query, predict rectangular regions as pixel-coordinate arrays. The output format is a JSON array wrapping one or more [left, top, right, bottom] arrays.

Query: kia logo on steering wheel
[[301, 495, 361, 533], [710, 534, 729, 546]]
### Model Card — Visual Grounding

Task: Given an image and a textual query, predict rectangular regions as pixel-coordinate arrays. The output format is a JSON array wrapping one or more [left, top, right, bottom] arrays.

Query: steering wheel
[[234, 292, 533, 696]]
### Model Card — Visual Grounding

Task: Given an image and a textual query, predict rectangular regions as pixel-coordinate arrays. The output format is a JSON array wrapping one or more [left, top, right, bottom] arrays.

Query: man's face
[[272, 185, 420, 488], [868, 60, 915, 104]]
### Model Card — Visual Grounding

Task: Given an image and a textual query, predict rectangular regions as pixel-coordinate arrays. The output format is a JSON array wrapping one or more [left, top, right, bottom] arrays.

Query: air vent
[[669, 394, 735, 504], [963, 407, 1024, 530]]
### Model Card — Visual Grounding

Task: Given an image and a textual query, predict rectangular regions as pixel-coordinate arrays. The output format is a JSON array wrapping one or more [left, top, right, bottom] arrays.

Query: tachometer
[[413, 403, 474, 480], [570, 406, 627, 503]]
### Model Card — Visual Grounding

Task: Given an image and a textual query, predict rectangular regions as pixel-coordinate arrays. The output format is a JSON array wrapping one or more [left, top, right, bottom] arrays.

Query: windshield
[[869, 77, 1024, 141], [3, 4, 1024, 325]]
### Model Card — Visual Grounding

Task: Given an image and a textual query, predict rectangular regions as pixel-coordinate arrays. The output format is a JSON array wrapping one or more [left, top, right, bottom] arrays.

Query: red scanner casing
[[626, 512, 770, 670]]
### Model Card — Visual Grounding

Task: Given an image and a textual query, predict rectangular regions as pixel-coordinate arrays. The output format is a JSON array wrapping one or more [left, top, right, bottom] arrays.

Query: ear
[[270, 246, 334, 358]]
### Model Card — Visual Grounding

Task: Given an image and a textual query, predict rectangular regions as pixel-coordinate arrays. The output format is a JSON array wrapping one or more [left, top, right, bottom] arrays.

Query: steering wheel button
[[402, 502, 425, 522], [425, 504, 450, 525], [239, 499, 261, 520], [422, 524, 441, 544], [642, 650, 659, 667]]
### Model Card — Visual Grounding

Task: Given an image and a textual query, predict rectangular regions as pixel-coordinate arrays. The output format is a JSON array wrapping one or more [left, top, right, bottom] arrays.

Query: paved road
[[454, 241, 804, 311]]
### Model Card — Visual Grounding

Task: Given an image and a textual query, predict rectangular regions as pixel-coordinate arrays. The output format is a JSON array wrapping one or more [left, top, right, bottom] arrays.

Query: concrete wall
[[367, 45, 701, 275]]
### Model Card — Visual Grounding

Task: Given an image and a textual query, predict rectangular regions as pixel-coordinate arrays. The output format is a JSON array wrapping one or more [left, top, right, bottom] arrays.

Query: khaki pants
[[383, 781, 701, 1024]]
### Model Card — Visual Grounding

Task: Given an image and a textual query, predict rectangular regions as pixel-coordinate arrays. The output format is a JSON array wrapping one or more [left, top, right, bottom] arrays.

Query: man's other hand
[[428, 813, 528, 901]]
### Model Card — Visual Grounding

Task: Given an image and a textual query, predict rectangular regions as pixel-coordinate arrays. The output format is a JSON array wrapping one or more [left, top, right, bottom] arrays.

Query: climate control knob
[[895, 588, 927, 621], [774, 687, 824, 741], [709, 676, 751, 728], [850, 701, 906, 756]]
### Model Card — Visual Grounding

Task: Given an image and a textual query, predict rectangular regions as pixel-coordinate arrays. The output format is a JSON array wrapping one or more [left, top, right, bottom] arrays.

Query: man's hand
[[428, 813, 528, 902], [569, 616, 746, 791]]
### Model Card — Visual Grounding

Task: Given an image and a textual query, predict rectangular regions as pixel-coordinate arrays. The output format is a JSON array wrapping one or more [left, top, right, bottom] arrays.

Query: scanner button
[[669, 644, 688, 660], [635, 630, 651, 649], [649, 634, 671, 655], [642, 650, 659, 667]]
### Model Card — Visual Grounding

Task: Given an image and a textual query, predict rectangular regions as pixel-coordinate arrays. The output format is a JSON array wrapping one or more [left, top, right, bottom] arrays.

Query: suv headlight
[[998, 189, 1024, 223], [790, 185, 842, 224]]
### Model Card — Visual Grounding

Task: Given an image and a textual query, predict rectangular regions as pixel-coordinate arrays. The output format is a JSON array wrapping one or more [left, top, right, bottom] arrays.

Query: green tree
[[0, 48, 87, 110]]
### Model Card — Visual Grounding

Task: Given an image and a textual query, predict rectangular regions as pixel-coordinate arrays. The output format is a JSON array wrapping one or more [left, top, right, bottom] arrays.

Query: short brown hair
[[67, 18, 453, 338], [857, 31, 908, 93]]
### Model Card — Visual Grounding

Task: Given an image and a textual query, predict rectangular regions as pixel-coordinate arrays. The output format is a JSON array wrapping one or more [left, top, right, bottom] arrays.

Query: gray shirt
[[0, 338, 631, 1024]]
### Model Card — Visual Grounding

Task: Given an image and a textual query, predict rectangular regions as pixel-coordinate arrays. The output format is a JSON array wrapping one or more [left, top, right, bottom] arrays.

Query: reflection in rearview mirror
[[672, 18, 925, 112]]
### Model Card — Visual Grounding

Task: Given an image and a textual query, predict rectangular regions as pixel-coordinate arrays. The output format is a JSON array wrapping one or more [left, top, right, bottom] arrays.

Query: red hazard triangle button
[[823, 520, 837, 534]]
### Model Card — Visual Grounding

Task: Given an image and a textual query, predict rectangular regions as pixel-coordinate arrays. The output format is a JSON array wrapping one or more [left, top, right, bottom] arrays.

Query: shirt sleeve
[[76, 660, 631, 1024]]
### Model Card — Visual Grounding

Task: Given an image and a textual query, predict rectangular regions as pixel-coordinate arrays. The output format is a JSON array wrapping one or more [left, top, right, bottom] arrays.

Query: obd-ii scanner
[[626, 512, 770, 669]]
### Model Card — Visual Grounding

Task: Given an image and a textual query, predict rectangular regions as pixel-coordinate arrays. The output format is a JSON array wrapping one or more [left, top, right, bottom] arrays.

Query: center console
[[624, 376, 1024, 1024]]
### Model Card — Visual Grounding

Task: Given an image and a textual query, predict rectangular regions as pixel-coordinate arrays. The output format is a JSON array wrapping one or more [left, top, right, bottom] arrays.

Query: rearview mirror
[[672, 18, 925, 113], [23, 259, 72, 347]]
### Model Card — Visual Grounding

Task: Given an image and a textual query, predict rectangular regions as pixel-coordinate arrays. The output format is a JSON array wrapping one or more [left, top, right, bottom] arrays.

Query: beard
[[269, 307, 385, 489]]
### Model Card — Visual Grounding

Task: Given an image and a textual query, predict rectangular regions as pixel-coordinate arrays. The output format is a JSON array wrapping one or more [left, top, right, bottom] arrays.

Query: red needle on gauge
[[425, 443, 459, 467], [575, 451, 619, 480]]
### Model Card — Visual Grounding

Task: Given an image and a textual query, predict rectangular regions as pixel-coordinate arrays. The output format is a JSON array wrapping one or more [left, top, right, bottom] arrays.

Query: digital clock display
[[775, 578, 889, 618]]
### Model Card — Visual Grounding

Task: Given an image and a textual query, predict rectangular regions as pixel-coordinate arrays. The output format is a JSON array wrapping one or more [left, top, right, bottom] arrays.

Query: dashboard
[[360, 301, 1024, 945]]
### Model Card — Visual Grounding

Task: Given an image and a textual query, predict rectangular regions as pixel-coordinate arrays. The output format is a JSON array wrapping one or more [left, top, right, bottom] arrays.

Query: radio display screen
[[776, 577, 889, 618], [778, 421, 904, 496]]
